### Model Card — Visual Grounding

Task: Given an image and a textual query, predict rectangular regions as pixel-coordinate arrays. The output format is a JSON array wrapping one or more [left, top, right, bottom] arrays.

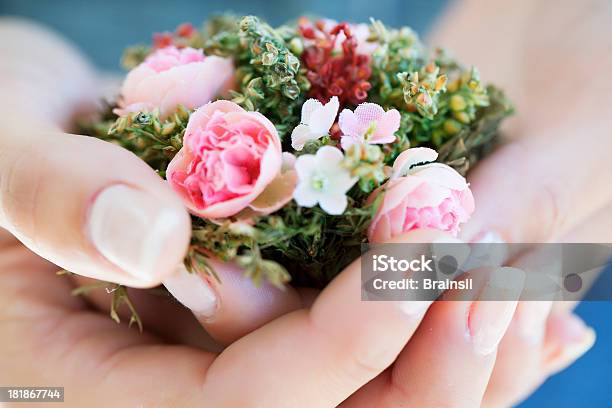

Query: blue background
[[1, 1, 611, 406]]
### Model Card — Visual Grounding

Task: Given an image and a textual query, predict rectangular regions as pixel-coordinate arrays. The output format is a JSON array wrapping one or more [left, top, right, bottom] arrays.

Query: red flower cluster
[[153, 23, 197, 49], [299, 19, 372, 107]]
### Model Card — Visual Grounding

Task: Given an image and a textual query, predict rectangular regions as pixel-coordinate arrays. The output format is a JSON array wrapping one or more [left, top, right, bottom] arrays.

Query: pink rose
[[114, 46, 234, 118], [368, 147, 475, 243], [166, 100, 285, 218]]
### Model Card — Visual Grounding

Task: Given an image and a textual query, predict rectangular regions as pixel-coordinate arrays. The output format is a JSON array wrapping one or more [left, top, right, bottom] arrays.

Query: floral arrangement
[[84, 15, 512, 289]]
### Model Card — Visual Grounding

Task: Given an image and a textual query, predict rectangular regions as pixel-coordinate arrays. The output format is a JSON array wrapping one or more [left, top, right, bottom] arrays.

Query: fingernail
[[547, 313, 596, 373], [398, 300, 433, 316], [464, 230, 508, 270], [517, 300, 553, 344], [472, 230, 505, 244], [163, 264, 218, 319], [88, 184, 188, 285], [469, 267, 524, 355]]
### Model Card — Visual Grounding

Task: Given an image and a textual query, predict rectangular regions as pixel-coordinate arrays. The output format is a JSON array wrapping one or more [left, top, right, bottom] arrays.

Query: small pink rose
[[114, 46, 234, 118], [166, 100, 283, 219], [339, 103, 401, 150], [368, 147, 475, 243]]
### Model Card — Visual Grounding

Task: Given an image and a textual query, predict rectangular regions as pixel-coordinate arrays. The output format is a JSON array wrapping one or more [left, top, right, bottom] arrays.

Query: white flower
[[291, 96, 339, 151], [293, 146, 357, 215]]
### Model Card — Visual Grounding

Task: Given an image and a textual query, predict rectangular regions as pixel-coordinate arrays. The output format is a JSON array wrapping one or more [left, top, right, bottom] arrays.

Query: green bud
[[134, 112, 152, 126], [288, 37, 303, 56]]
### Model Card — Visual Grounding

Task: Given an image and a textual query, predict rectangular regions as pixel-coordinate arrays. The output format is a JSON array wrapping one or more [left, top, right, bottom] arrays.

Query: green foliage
[[81, 106, 190, 175], [367, 20, 513, 168], [204, 15, 310, 140], [79, 14, 512, 290]]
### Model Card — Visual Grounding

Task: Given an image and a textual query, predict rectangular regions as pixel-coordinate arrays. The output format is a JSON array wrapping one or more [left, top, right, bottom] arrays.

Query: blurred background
[[1, 0, 611, 406]]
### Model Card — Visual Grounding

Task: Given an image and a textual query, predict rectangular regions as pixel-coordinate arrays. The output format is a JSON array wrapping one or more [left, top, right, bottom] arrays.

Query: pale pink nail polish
[[163, 264, 218, 319], [88, 184, 189, 285], [468, 267, 524, 355]]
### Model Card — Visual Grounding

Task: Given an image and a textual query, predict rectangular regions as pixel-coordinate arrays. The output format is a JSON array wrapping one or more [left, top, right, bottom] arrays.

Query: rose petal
[[392, 147, 439, 179], [249, 170, 298, 214]]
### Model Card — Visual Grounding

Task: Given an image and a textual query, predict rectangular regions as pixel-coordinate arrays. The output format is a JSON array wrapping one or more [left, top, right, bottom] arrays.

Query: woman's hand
[[0, 17, 303, 345], [2, 225, 594, 407]]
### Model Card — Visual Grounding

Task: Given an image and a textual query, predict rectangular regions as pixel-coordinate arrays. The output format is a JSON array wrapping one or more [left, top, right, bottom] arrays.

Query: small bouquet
[[84, 15, 512, 289]]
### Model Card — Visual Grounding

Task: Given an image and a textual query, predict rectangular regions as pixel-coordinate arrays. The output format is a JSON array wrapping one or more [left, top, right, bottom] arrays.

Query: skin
[[1, 0, 610, 404]]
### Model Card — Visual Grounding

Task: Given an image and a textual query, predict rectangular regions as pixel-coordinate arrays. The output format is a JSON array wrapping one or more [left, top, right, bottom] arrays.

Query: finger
[[0, 240, 218, 406], [345, 267, 524, 408], [0, 121, 191, 288], [542, 311, 596, 376], [482, 300, 553, 408], [70, 274, 222, 351], [198, 229, 452, 407], [461, 133, 612, 243], [482, 310, 595, 408], [162, 260, 303, 345]]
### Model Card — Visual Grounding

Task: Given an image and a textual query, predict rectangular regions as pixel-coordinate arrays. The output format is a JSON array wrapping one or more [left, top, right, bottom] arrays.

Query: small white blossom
[[291, 96, 339, 151], [293, 146, 357, 215]]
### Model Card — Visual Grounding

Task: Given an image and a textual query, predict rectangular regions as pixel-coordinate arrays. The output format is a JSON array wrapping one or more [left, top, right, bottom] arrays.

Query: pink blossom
[[339, 103, 401, 150], [114, 46, 234, 118], [368, 148, 475, 243], [166, 100, 283, 218]]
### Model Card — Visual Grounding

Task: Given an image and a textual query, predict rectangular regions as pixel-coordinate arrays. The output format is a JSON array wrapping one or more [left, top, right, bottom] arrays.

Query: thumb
[[0, 123, 191, 288]]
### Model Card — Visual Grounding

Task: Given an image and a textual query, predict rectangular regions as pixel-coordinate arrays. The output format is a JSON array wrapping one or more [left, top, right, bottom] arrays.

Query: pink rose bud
[[114, 46, 234, 118], [166, 100, 284, 219], [368, 147, 475, 243]]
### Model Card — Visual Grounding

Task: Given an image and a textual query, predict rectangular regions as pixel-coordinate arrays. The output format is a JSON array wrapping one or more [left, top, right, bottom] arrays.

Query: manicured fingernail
[[464, 230, 508, 270], [547, 313, 596, 373], [163, 264, 218, 319], [398, 300, 433, 316], [517, 300, 553, 344], [88, 184, 188, 285], [472, 230, 505, 244], [469, 267, 524, 355]]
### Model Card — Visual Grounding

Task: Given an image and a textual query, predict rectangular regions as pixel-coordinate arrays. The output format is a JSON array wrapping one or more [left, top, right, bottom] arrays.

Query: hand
[[0, 227, 495, 406], [0, 18, 303, 346]]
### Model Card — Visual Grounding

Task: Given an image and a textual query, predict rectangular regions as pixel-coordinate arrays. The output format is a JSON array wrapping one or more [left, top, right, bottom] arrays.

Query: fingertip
[[544, 312, 596, 374], [88, 184, 191, 288], [165, 259, 302, 345]]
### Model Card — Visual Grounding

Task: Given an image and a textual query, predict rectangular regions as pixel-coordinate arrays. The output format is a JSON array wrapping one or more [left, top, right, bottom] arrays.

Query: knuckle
[[537, 177, 569, 240], [0, 147, 43, 232]]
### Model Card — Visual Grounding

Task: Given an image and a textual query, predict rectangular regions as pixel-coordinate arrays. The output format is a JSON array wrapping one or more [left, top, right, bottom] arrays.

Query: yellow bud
[[450, 95, 467, 111], [435, 75, 447, 92], [453, 111, 471, 124], [443, 119, 462, 135], [447, 79, 459, 93]]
